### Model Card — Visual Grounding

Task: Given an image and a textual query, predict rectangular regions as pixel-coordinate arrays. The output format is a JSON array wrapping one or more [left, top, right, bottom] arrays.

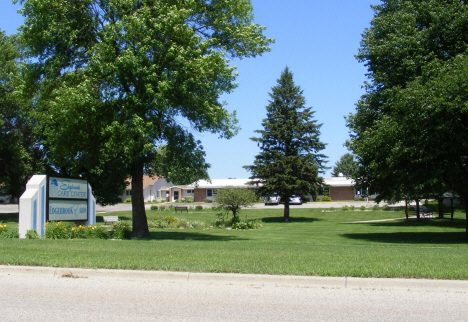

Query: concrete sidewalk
[[1, 265, 466, 293]]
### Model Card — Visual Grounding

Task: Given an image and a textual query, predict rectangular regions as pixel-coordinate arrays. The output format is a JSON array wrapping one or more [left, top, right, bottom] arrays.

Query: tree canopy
[[214, 187, 257, 222], [245, 67, 327, 222], [0, 30, 43, 201], [347, 0, 468, 238], [331, 153, 358, 178], [17, 0, 273, 237]]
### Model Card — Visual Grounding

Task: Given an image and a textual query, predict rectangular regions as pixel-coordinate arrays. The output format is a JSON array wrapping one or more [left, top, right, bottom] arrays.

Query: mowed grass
[[0, 207, 467, 279]]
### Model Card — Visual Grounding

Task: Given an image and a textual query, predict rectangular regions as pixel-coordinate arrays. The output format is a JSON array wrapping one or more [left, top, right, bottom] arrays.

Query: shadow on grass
[[0, 213, 19, 222], [148, 231, 247, 241], [365, 218, 465, 229], [261, 216, 321, 223], [342, 232, 466, 244]]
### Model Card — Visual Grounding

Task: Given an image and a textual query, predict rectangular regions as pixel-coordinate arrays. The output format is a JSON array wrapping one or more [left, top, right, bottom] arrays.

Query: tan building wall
[[330, 186, 355, 201]]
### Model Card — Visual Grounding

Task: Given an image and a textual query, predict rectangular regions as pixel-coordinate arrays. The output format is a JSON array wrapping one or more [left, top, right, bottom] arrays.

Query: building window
[[207, 189, 217, 197], [186, 189, 194, 194], [156, 191, 160, 198], [126, 190, 132, 196]]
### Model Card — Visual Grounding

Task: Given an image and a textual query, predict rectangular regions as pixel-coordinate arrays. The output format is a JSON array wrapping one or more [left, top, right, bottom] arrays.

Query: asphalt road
[[1, 266, 467, 322]]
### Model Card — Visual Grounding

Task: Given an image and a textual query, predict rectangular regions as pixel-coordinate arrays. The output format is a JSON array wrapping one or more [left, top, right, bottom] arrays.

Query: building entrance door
[[173, 190, 179, 202]]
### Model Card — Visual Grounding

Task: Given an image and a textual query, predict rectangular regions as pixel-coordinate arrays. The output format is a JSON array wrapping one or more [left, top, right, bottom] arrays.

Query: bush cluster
[[0, 223, 18, 238], [147, 216, 207, 229], [150, 205, 177, 211], [320, 196, 332, 202], [183, 196, 194, 203], [231, 220, 263, 230], [44, 221, 131, 239]]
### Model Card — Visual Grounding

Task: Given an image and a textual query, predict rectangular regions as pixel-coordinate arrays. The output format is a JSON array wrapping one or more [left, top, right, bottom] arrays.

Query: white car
[[264, 195, 281, 205], [289, 195, 303, 205]]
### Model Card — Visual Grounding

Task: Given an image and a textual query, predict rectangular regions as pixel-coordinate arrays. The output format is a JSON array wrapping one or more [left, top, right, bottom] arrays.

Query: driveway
[[0, 200, 407, 214]]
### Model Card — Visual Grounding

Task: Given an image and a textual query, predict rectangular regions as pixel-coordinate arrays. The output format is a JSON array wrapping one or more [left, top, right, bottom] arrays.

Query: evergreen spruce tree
[[245, 67, 327, 222]]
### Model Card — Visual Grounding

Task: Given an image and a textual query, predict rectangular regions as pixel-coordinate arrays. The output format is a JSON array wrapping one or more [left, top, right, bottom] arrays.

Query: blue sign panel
[[48, 200, 88, 221], [49, 177, 88, 199]]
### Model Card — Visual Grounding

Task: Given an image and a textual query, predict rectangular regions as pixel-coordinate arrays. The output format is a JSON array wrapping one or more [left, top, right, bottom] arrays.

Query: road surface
[[1, 266, 467, 322]]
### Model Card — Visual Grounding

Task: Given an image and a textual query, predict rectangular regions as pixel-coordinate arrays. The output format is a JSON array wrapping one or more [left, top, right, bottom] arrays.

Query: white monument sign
[[19, 175, 96, 238]]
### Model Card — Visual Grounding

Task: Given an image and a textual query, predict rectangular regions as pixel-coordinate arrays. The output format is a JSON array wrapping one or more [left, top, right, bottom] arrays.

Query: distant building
[[159, 179, 257, 202], [322, 176, 356, 201], [122, 175, 357, 203]]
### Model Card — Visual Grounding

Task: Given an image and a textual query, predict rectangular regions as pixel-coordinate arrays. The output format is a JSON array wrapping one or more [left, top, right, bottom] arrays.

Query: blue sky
[[1, 0, 377, 179]]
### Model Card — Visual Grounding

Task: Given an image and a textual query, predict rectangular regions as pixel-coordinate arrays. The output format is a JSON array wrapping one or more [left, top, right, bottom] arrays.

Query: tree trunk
[[283, 199, 290, 222], [405, 199, 408, 219], [415, 199, 420, 219], [465, 199, 468, 241], [131, 160, 150, 238], [438, 198, 444, 219]]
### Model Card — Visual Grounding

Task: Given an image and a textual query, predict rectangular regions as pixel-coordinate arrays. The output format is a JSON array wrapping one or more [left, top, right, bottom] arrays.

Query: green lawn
[[1, 207, 467, 279]]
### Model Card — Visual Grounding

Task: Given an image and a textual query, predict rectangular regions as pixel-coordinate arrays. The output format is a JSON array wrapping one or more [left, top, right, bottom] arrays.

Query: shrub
[[349, 205, 355, 211], [125, 198, 132, 203], [148, 217, 170, 228], [302, 196, 310, 203], [45, 222, 109, 239], [204, 198, 213, 203], [148, 216, 207, 229], [86, 225, 109, 239], [373, 204, 380, 211], [382, 204, 390, 211], [320, 196, 332, 202], [183, 196, 194, 203], [360, 205, 366, 211], [341, 205, 349, 211], [195, 205, 204, 211], [354, 196, 360, 201], [150, 205, 159, 211], [45, 221, 75, 239], [111, 220, 132, 239], [26, 229, 39, 239], [231, 220, 263, 230], [0, 224, 18, 238]]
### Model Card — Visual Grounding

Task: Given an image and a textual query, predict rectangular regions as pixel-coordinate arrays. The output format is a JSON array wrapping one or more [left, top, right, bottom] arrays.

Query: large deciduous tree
[[347, 0, 468, 238], [245, 67, 327, 222], [0, 30, 43, 201], [17, 0, 273, 238]]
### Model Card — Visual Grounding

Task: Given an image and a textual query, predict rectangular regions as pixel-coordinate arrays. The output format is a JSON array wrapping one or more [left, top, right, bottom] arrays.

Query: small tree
[[245, 67, 327, 222], [215, 187, 257, 222]]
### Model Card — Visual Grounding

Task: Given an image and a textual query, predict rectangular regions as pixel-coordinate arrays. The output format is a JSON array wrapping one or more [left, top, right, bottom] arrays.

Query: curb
[[1, 265, 467, 292]]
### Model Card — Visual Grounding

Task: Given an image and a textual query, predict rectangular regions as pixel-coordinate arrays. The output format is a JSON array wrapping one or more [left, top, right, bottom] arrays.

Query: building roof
[[190, 178, 257, 189], [126, 175, 160, 189], [323, 176, 354, 187]]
